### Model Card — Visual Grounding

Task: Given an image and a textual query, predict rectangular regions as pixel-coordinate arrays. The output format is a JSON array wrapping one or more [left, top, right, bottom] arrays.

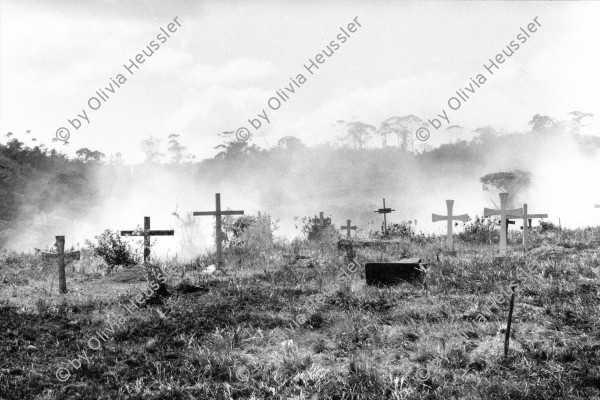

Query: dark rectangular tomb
[[365, 258, 426, 286]]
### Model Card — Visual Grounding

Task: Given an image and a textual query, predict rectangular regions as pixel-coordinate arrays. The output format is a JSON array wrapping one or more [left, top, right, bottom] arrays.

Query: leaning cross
[[508, 203, 548, 252], [42, 236, 80, 294], [340, 219, 357, 238], [374, 198, 395, 235], [432, 200, 469, 249], [121, 216, 174, 264], [194, 193, 244, 273], [484, 193, 523, 255]]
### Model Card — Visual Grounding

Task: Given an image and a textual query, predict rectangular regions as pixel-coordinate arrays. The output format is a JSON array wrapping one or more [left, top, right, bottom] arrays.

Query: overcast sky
[[1, 0, 599, 163]]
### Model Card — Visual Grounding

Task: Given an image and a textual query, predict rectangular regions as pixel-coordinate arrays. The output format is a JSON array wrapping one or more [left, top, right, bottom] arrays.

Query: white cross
[[432, 200, 468, 249], [484, 193, 523, 255]]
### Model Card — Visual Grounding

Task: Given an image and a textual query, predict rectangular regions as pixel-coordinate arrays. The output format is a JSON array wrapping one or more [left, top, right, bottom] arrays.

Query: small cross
[[121, 216, 174, 264], [374, 198, 395, 235], [194, 193, 244, 273], [484, 193, 523, 255], [432, 200, 468, 249], [508, 203, 548, 252], [340, 219, 357, 238], [41, 236, 80, 294]]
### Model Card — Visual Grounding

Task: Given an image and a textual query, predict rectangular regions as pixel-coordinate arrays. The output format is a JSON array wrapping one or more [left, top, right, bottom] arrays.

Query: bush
[[85, 229, 139, 272], [370, 220, 416, 240], [539, 220, 557, 233], [458, 216, 499, 244], [301, 214, 337, 242]]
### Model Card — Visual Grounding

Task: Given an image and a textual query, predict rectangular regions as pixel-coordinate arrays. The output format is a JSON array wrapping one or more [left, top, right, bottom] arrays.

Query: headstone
[[41, 236, 80, 294], [194, 193, 244, 273], [432, 199, 469, 249], [374, 198, 395, 235], [484, 193, 523, 255], [340, 219, 357, 239], [508, 203, 548, 252], [365, 258, 426, 286]]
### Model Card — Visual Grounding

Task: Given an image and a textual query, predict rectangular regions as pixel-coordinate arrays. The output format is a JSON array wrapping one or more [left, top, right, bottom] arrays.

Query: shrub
[[85, 229, 139, 272], [458, 216, 499, 244], [371, 220, 416, 240], [539, 220, 557, 233], [301, 214, 337, 242]]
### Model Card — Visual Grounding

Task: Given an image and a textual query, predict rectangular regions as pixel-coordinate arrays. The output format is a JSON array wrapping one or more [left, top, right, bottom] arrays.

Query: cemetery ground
[[2, 225, 600, 399]]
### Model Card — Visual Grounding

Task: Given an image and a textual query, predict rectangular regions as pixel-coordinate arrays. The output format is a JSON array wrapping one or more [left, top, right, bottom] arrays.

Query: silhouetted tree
[[528, 114, 555, 133]]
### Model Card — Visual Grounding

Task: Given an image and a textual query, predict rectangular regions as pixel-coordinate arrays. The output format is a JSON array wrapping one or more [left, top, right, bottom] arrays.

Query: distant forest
[[0, 112, 597, 248]]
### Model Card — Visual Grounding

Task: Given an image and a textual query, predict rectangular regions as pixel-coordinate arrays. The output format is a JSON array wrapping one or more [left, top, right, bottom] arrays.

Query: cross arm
[[148, 230, 175, 236], [432, 214, 448, 222], [525, 213, 548, 219], [483, 208, 500, 217], [193, 211, 244, 216], [42, 251, 81, 261], [120, 230, 144, 236], [452, 214, 469, 223]]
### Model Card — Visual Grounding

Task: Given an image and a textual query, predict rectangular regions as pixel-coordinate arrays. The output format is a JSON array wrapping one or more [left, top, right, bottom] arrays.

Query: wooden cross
[[340, 219, 357, 238], [483, 193, 522, 255], [194, 193, 244, 272], [374, 198, 395, 235], [432, 200, 468, 249], [42, 236, 80, 294], [497, 219, 516, 240], [508, 203, 548, 252], [120, 216, 174, 263]]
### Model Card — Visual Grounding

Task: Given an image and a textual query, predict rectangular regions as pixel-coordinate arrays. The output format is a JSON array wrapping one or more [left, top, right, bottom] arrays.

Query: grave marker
[[121, 216, 174, 264], [340, 219, 357, 239], [508, 203, 548, 252], [365, 258, 427, 286], [194, 193, 244, 273], [432, 200, 469, 249], [374, 198, 395, 235], [42, 236, 80, 294], [483, 193, 523, 255]]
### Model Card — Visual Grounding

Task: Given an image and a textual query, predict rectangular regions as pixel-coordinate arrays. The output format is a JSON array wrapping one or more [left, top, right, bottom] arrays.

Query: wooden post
[[56, 236, 66, 294], [504, 284, 516, 357], [340, 219, 357, 239], [484, 193, 523, 255], [374, 198, 395, 236], [432, 199, 469, 249], [194, 193, 244, 273]]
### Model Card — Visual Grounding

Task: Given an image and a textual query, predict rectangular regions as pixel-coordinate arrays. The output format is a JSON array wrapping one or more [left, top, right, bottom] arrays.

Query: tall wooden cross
[[484, 193, 522, 255], [42, 236, 80, 294], [194, 193, 244, 272], [121, 216, 174, 264], [340, 219, 357, 238], [508, 203, 548, 252], [374, 198, 395, 235], [432, 200, 469, 249]]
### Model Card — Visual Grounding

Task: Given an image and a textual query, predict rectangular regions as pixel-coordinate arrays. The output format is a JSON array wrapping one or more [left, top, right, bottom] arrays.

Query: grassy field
[[1, 227, 600, 400]]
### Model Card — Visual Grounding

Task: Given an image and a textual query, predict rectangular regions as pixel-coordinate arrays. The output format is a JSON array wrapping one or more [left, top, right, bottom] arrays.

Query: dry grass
[[1, 229, 600, 399]]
